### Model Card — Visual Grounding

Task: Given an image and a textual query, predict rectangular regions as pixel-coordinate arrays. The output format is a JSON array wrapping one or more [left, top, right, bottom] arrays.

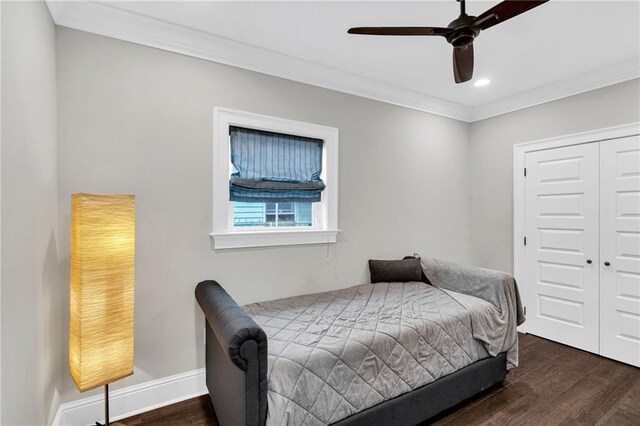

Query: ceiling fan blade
[[347, 27, 451, 36], [453, 44, 474, 84], [474, 0, 549, 31]]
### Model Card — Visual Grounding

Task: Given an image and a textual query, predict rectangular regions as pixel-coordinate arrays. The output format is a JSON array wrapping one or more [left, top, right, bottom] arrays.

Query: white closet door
[[600, 135, 640, 367], [525, 143, 600, 352]]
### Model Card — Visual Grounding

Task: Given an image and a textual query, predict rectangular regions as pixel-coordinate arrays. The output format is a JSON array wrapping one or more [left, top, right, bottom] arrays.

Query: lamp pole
[[105, 384, 110, 426], [95, 384, 110, 426]]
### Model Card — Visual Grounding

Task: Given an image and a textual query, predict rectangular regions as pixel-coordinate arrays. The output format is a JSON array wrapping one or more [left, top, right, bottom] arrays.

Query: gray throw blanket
[[244, 282, 494, 426], [419, 256, 525, 368]]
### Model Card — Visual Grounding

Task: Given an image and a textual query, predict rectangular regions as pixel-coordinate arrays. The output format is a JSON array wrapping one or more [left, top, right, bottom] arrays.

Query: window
[[233, 202, 312, 228], [212, 108, 339, 249]]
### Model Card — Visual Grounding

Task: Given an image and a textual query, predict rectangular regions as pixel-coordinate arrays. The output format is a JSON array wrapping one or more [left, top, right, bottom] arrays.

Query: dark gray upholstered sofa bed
[[195, 257, 523, 426]]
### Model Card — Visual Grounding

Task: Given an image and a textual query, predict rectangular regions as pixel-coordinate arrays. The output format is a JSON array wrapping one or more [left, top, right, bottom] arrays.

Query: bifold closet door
[[600, 135, 640, 367], [524, 143, 600, 353]]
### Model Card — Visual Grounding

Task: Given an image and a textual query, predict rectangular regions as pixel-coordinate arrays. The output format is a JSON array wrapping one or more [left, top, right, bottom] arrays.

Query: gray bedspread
[[419, 256, 525, 369], [243, 282, 497, 426]]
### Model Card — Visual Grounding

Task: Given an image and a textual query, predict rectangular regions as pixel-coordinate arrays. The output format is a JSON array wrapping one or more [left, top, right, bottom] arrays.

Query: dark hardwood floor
[[120, 333, 640, 426], [120, 394, 218, 425]]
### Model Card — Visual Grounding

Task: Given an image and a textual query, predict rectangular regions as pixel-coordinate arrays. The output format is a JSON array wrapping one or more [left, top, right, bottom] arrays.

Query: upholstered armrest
[[195, 280, 268, 426], [195, 280, 267, 370]]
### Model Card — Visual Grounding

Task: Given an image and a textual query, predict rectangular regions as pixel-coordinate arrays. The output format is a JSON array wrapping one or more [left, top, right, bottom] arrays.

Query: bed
[[195, 257, 524, 426]]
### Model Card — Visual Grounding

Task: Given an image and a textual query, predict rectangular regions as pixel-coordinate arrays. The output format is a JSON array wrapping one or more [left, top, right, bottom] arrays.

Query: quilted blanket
[[243, 283, 494, 426], [419, 256, 525, 369]]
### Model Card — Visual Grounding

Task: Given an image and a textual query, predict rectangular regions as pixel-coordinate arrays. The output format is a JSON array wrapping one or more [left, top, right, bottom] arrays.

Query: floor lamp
[[69, 193, 135, 426]]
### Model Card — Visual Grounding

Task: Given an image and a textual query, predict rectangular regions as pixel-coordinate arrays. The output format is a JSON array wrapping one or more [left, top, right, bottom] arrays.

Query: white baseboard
[[52, 368, 207, 426]]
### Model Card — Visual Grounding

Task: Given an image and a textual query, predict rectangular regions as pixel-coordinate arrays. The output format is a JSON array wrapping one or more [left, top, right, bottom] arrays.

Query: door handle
[[604, 261, 611, 267], [586, 259, 592, 264]]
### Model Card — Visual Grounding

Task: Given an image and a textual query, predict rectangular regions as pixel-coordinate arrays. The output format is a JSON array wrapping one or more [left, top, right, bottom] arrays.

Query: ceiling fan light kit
[[348, 0, 549, 84]]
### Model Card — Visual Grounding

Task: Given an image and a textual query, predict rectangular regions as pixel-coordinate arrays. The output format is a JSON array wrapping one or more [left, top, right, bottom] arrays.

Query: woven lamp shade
[[69, 193, 135, 392]]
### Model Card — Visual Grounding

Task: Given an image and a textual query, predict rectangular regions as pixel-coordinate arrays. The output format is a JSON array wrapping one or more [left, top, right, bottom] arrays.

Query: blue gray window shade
[[229, 126, 325, 203]]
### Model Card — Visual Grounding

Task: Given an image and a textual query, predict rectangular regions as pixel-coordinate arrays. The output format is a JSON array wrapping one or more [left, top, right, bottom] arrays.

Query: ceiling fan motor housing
[[446, 14, 480, 47]]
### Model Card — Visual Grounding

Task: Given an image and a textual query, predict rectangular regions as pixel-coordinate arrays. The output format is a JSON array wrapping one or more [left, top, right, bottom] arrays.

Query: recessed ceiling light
[[474, 79, 491, 87]]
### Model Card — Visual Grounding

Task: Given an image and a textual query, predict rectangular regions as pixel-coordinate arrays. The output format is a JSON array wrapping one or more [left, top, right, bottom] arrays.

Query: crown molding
[[49, 1, 473, 122], [45, 0, 70, 22], [47, 1, 639, 123], [471, 57, 640, 122]]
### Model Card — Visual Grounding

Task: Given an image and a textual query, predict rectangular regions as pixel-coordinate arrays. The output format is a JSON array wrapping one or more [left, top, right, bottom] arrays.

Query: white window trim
[[211, 107, 339, 249]]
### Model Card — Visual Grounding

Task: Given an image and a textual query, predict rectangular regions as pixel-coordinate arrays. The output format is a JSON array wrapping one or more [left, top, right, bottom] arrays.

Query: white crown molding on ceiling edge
[[471, 57, 640, 122], [51, 368, 206, 426], [45, 0, 70, 22], [46, 1, 639, 124], [48, 0, 472, 122]]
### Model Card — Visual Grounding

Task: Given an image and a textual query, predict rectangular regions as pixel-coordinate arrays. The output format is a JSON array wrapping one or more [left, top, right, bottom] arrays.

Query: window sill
[[210, 229, 340, 250]]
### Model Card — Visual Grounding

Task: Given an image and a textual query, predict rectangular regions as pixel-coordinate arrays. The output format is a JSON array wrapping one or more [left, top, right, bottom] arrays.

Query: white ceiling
[[46, 1, 640, 122]]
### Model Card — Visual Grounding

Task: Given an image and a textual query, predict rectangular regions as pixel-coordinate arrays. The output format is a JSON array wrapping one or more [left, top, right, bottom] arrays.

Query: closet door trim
[[513, 122, 640, 334]]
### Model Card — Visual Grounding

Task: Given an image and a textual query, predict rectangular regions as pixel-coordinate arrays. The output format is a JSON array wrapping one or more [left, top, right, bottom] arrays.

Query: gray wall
[[469, 79, 640, 273], [55, 27, 472, 401], [4, 7, 637, 416], [1, 1, 61, 425]]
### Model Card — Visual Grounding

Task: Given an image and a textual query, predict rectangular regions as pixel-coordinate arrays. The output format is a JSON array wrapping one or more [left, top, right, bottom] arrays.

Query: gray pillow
[[368, 258, 422, 283], [403, 255, 432, 284]]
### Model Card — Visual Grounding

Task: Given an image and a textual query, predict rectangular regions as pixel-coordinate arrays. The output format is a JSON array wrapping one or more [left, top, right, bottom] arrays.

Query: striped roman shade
[[229, 126, 325, 203]]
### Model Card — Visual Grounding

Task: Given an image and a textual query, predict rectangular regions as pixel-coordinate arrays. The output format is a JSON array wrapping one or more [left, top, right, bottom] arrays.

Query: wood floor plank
[[438, 384, 528, 425], [596, 408, 640, 426], [596, 367, 640, 424], [449, 363, 587, 425], [520, 335, 577, 362], [429, 384, 505, 425], [612, 377, 640, 418], [121, 395, 217, 426], [518, 332, 543, 350], [517, 374, 610, 426], [566, 363, 640, 425], [503, 339, 554, 386], [119, 335, 640, 426]]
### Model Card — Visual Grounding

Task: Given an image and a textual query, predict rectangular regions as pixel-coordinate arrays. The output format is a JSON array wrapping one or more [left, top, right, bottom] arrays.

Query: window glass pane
[[278, 203, 294, 214], [233, 202, 313, 227], [278, 214, 295, 223]]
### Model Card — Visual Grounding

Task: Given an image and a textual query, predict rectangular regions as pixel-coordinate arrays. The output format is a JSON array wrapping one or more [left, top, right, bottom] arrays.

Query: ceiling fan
[[348, 0, 549, 84]]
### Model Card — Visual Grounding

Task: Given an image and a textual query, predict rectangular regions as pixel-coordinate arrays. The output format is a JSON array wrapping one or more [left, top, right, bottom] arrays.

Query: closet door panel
[[600, 135, 640, 367], [524, 143, 600, 352]]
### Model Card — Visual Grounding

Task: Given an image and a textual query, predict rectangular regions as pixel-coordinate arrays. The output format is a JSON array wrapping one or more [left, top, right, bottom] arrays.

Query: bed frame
[[196, 280, 507, 426]]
